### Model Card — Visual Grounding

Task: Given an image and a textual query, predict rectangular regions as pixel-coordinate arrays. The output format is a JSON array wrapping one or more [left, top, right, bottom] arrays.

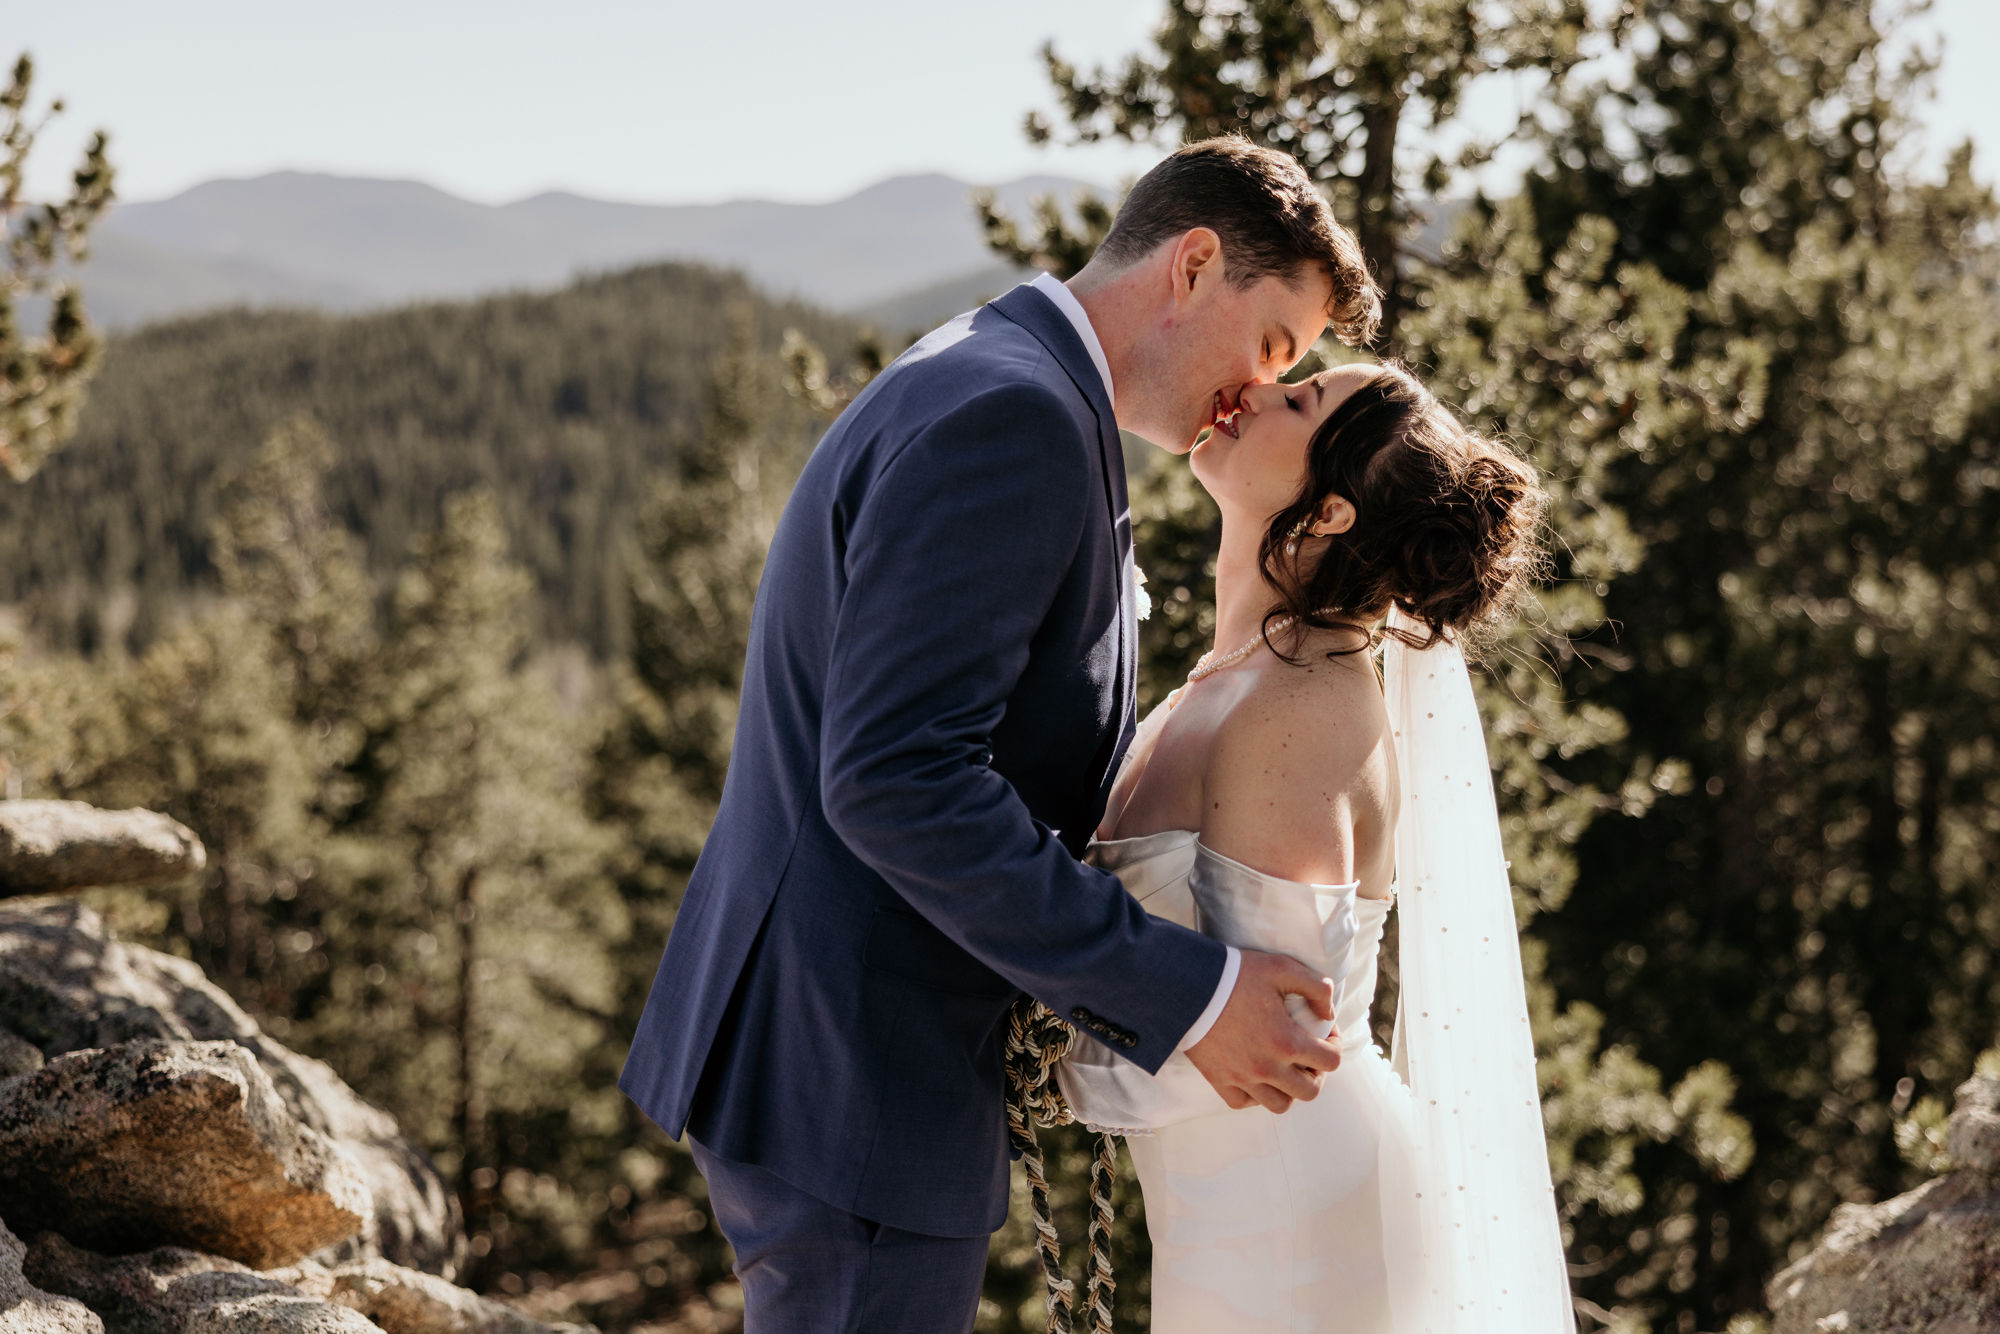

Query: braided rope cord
[[1003, 994, 1120, 1334]]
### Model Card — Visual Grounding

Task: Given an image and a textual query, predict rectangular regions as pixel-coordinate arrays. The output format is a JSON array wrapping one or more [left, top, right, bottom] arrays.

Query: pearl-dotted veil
[[1381, 608, 1577, 1332]]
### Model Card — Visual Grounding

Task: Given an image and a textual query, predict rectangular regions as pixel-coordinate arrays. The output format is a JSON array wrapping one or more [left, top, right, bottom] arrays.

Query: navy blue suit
[[618, 284, 1226, 1310]]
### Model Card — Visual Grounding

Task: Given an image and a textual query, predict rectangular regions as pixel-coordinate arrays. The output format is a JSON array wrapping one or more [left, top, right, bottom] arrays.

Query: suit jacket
[[616, 283, 1228, 1237]]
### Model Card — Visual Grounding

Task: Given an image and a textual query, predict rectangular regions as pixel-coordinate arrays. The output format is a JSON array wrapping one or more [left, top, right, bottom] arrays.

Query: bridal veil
[[1381, 608, 1576, 1331]]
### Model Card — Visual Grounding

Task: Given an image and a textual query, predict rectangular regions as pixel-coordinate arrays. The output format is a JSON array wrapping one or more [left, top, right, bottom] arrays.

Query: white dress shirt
[[1028, 272, 1243, 1055]]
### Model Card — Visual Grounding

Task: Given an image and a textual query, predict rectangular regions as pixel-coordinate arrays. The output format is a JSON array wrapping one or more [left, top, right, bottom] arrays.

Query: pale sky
[[11, 0, 1998, 207]]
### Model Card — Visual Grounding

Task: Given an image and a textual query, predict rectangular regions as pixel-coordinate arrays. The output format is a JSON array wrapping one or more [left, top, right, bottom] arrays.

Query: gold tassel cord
[[1084, 1127, 1117, 1328], [1003, 995, 1120, 1334]]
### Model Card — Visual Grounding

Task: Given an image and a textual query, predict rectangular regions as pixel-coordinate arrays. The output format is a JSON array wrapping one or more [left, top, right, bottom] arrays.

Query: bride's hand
[[1184, 949, 1341, 1113]]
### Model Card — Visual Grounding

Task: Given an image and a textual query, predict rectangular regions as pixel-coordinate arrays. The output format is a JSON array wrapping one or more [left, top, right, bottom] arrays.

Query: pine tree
[[34, 423, 353, 1006], [980, 0, 1596, 340], [315, 487, 623, 1272], [586, 308, 801, 1297], [1516, 3, 2000, 1322], [0, 49, 114, 795], [593, 308, 790, 946], [0, 52, 112, 481]]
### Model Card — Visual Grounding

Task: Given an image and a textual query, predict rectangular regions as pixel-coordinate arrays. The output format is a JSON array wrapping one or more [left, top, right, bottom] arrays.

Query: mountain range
[[72, 171, 1078, 331]]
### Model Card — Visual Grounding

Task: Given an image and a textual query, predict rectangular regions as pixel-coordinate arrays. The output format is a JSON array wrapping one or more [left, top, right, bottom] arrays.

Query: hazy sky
[[13, 0, 1998, 206]]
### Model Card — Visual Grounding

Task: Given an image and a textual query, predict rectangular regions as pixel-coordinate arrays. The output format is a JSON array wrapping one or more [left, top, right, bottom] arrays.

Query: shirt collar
[[1030, 271, 1115, 410]]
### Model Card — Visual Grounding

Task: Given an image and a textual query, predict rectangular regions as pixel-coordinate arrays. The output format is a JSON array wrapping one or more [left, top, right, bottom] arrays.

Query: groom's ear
[[1169, 227, 1226, 304]]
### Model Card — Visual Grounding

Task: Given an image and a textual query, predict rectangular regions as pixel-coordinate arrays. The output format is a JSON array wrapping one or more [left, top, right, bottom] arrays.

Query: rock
[[0, 899, 461, 1276], [21, 1234, 376, 1334], [1767, 1075, 2000, 1334], [0, 803, 205, 897], [0, 1027, 43, 1079], [1945, 1073, 2000, 1174], [0, 1219, 103, 1333], [269, 1257, 599, 1334], [0, 1039, 369, 1269], [21, 1237, 596, 1334]]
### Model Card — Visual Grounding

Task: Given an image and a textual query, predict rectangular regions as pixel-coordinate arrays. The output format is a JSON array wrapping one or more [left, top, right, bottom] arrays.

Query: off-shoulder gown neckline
[[1057, 823, 1431, 1332], [1088, 826, 1390, 902]]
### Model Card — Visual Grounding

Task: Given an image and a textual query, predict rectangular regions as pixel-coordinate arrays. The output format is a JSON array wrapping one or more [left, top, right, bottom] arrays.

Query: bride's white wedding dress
[[1058, 830, 1442, 1333], [1055, 619, 1575, 1333]]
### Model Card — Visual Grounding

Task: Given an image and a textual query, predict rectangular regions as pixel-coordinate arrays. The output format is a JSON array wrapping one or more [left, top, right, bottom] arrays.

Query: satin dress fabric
[[1056, 829, 1445, 1334]]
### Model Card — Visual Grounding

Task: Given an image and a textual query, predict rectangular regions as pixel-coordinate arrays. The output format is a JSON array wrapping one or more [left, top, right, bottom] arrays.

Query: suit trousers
[[689, 1137, 990, 1334]]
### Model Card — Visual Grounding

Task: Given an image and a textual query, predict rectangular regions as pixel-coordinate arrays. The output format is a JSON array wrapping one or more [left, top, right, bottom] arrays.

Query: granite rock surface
[[0, 900, 461, 1276], [1767, 1073, 2000, 1334], [0, 804, 205, 898], [0, 1219, 102, 1333], [0, 1040, 369, 1269]]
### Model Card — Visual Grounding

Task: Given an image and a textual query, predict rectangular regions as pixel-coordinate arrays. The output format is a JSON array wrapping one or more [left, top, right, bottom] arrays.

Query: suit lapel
[[988, 284, 1124, 524], [988, 283, 1137, 769]]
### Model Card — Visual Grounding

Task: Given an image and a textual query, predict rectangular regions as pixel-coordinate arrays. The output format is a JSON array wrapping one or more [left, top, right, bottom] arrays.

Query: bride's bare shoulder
[[1200, 650, 1394, 881], [1219, 648, 1389, 761]]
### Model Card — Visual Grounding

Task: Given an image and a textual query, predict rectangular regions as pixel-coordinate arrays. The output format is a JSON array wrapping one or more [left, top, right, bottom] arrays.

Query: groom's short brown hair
[[1097, 136, 1381, 347]]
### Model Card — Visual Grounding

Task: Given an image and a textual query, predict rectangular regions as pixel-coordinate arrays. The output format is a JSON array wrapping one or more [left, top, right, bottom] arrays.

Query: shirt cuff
[[1173, 945, 1241, 1054]]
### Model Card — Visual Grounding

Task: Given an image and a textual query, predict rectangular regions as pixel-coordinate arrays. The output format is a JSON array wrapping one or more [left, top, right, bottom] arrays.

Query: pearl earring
[[1284, 518, 1310, 558]]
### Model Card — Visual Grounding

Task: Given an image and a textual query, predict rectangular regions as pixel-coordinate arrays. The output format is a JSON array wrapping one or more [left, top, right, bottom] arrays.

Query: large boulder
[[22, 1237, 595, 1334], [20, 1235, 379, 1334], [0, 804, 205, 898], [267, 1256, 597, 1334], [0, 1220, 102, 1333], [0, 1040, 369, 1269], [0, 900, 461, 1277], [1767, 1073, 2000, 1333]]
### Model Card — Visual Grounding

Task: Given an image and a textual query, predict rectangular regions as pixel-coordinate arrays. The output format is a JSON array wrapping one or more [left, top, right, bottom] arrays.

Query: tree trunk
[[452, 864, 482, 1195], [1857, 654, 1914, 1195], [1355, 86, 1405, 348], [222, 818, 247, 983]]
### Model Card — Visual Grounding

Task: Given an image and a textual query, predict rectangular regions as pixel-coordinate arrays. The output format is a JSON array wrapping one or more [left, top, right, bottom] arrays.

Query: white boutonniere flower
[[1133, 561, 1153, 621]]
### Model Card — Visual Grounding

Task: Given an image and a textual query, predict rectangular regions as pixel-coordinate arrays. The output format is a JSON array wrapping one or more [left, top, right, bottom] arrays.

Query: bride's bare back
[[1098, 627, 1399, 900]]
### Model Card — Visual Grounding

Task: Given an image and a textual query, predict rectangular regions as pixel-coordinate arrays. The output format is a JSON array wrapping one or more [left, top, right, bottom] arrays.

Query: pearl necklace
[[1176, 608, 1355, 709], [1186, 616, 1302, 684]]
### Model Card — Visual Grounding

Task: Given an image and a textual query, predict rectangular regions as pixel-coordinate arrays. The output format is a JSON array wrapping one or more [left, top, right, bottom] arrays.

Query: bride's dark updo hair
[[1264, 361, 1547, 654]]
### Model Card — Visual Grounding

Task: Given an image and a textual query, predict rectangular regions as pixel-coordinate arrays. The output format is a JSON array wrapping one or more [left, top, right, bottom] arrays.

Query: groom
[[620, 136, 1382, 1332]]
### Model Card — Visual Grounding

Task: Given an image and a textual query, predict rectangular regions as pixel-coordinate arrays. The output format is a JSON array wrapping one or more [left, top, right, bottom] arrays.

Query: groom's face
[[1140, 240, 1335, 456]]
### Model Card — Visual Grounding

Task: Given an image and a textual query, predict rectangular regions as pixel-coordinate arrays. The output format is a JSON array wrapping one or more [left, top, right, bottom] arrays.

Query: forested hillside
[[0, 263, 858, 657]]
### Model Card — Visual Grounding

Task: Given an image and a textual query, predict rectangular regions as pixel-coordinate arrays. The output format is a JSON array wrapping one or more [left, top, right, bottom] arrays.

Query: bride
[[1053, 359, 1574, 1332]]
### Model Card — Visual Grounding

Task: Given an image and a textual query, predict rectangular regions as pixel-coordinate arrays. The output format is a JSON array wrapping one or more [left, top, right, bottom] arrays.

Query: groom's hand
[[1184, 949, 1340, 1113]]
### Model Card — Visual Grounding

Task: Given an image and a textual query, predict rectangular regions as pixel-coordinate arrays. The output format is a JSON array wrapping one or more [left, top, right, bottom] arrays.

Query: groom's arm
[[818, 380, 1223, 1074]]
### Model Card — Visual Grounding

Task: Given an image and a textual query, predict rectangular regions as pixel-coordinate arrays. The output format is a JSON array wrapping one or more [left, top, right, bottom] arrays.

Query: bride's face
[[1190, 363, 1380, 525]]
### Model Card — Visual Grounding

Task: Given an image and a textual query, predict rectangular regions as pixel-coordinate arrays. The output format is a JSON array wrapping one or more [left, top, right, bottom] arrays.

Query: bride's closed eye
[[1286, 393, 1305, 412]]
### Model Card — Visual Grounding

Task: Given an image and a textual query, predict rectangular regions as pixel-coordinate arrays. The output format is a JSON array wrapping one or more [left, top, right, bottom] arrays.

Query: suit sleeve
[[818, 380, 1226, 1074]]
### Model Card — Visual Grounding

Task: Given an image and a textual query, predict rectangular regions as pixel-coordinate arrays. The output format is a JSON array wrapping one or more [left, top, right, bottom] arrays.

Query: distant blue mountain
[[79, 170, 1105, 328]]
